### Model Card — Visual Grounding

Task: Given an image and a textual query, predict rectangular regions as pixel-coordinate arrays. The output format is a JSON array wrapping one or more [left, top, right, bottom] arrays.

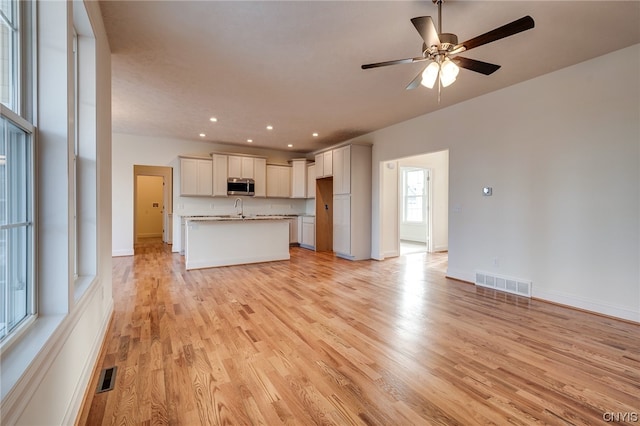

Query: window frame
[[401, 167, 427, 225], [0, 105, 36, 347], [0, 0, 35, 348]]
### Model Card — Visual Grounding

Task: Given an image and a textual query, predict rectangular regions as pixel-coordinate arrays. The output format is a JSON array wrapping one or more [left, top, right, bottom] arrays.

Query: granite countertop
[[184, 214, 297, 222]]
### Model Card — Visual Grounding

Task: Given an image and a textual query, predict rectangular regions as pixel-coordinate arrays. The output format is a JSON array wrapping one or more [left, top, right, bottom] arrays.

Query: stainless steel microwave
[[227, 178, 255, 196]]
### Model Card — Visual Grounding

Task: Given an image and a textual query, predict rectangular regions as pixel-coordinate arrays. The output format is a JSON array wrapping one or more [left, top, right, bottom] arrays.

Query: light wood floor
[[78, 239, 639, 425]]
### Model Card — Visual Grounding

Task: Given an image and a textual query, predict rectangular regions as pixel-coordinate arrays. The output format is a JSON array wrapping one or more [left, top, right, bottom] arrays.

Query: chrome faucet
[[234, 197, 244, 217]]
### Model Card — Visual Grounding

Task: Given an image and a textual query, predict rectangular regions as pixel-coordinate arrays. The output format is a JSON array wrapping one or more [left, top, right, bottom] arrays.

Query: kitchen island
[[183, 216, 290, 270]]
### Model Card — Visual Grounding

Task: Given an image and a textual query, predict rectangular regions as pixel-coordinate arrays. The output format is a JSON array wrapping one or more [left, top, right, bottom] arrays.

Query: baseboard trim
[[446, 268, 638, 324], [137, 233, 162, 238], [112, 248, 134, 257], [533, 288, 639, 324], [68, 301, 114, 425], [445, 268, 474, 284]]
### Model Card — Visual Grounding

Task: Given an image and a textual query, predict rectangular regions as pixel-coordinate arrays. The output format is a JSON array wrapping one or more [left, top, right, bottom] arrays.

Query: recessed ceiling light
[[247, 139, 253, 143], [266, 125, 273, 130], [312, 132, 319, 137], [209, 117, 217, 122], [199, 133, 206, 137], [287, 144, 293, 148]]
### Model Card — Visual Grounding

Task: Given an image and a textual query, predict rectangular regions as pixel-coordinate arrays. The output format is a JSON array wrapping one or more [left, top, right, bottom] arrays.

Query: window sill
[[74, 275, 96, 302]]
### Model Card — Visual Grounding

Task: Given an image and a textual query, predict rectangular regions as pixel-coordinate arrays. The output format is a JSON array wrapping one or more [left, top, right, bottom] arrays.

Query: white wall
[[112, 134, 309, 255], [361, 44, 640, 322], [1, 1, 113, 424]]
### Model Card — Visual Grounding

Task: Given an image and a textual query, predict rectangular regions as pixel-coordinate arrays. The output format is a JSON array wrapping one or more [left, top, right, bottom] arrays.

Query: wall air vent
[[475, 271, 532, 297]]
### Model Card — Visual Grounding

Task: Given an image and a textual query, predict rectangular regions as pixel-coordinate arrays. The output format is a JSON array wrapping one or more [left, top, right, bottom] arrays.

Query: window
[[72, 2, 97, 299], [402, 167, 427, 224], [0, 113, 33, 341], [1, 0, 18, 110], [0, 0, 34, 343]]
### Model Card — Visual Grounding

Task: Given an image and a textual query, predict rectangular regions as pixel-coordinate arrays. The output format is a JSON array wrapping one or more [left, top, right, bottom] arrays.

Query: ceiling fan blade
[[451, 56, 501, 75], [406, 66, 428, 90], [410, 16, 440, 47], [456, 16, 534, 52], [361, 57, 427, 70]]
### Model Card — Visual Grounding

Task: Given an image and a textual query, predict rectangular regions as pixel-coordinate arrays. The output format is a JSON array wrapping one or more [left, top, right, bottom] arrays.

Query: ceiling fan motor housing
[[437, 33, 458, 51], [424, 32, 459, 59]]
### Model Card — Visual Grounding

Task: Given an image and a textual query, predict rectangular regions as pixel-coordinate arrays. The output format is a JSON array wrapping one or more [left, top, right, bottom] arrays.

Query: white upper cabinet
[[306, 164, 316, 198], [332, 145, 351, 195], [253, 157, 267, 197], [228, 155, 255, 179], [290, 159, 309, 198], [180, 157, 213, 196], [211, 154, 228, 197], [266, 164, 291, 198], [242, 157, 254, 179], [315, 150, 333, 178], [323, 150, 333, 177]]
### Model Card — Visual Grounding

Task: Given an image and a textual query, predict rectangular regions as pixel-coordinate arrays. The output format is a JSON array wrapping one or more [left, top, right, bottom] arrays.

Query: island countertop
[[184, 216, 291, 269], [184, 214, 296, 222]]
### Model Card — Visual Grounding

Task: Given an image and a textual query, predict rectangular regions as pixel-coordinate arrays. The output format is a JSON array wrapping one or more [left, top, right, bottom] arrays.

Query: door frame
[[133, 165, 173, 244]]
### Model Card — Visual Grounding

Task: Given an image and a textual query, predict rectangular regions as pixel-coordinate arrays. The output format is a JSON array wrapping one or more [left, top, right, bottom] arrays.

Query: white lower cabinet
[[333, 194, 350, 257], [289, 218, 299, 244], [301, 216, 315, 250]]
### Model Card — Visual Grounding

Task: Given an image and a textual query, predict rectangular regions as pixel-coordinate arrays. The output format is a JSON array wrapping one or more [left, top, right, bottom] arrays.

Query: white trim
[[0, 314, 65, 418], [61, 298, 113, 425], [112, 248, 134, 257], [0, 280, 107, 423], [137, 232, 163, 238], [383, 249, 399, 259], [445, 268, 474, 284], [533, 288, 639, 324], [446, 268, 639, 323]]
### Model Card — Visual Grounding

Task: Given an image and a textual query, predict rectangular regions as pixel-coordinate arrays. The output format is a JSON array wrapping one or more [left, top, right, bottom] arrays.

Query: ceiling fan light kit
[[362, 0, 535, 98]]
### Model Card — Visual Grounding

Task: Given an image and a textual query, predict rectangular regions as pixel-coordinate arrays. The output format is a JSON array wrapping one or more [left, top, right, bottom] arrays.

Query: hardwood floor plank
[[78, 239, 640, 425]]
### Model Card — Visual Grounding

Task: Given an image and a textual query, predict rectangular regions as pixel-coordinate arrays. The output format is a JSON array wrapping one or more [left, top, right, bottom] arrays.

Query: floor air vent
[[475, 271, 532, 297], [96, 366, 117, 393]]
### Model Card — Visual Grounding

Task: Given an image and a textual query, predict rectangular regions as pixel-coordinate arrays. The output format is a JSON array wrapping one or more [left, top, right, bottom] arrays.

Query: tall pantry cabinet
[[332, 144, 371, 260]]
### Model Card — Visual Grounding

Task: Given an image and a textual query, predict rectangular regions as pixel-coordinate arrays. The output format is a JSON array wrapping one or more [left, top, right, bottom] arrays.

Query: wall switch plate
[[483, 187, 492, 196]]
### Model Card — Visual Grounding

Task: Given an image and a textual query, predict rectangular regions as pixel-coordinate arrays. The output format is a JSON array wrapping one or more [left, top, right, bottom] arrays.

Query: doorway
[[380, 150, 449, 258], [135, 175, 164, 239], [133, 165, 173, 244], [399, 166, 431, 255]]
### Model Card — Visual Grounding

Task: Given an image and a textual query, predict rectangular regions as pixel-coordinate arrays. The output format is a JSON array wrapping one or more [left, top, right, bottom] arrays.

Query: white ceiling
[[99, 1, 640, 154]]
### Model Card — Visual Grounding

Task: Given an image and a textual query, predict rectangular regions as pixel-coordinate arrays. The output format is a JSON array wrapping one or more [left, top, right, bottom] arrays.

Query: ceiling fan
[[361, 0, 535, 95]]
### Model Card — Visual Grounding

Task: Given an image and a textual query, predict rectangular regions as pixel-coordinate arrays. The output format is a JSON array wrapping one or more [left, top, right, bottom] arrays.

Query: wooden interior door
[[315, 177, 333, 252]]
